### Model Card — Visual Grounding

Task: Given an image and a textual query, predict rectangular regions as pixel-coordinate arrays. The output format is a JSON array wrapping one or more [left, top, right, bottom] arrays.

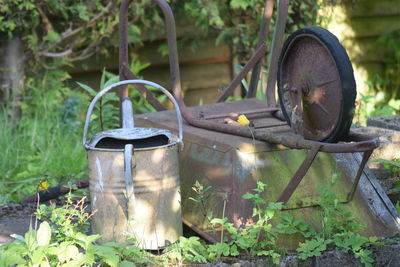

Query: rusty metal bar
[[184, 117, 379, 153], [346, 149, 374, 202], [217, 45, 267, 103], [152, 0, 196, 123], [266, 0, 290, 107], [182, 218, 218, 243], [204, 107, 279, 120], [277, 144, 322, 203], [119, 0, 166, 111], [247, 0, 275, 98], [252, 122, 287, 129]]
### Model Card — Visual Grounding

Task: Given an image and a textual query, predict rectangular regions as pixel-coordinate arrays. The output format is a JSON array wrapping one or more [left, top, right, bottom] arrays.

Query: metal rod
[[277, 144, 322, 203], [119, 0, 166, 111], [252, 122, 287, 129], [247, 0, 275, 98], [217, 45, 266, 103], [204, 107, 279, 120], [266, 0, 290, 107], [121, 97, 134, 128], [346, 150, 374, 202]]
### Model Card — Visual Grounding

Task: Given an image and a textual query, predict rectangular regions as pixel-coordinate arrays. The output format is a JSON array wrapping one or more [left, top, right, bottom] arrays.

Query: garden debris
[[21, 179, 88, 203]]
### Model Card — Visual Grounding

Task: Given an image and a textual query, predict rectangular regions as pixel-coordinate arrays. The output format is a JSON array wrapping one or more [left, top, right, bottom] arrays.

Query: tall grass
[[0, 104, 87, 204]]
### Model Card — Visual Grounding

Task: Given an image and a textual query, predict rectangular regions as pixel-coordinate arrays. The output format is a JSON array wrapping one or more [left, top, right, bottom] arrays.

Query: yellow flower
[[38, 180, 50, 191], [237, 114, 250, 126]]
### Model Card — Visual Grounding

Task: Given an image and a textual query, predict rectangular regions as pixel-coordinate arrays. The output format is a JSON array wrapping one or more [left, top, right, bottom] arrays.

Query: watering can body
[[83, 80, 183, 249]]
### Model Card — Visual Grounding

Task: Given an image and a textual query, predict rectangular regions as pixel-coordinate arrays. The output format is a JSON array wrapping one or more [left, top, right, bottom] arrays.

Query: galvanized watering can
[[83, 80, 183, 249]]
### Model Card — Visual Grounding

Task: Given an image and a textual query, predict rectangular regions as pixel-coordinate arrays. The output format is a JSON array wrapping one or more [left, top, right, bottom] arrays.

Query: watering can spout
[[121, 97, 134, 129]]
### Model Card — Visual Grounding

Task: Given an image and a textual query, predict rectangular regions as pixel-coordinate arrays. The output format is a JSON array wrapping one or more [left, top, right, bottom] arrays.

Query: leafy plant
[[371, 158, 400, 176], [77, 64, 166, 135], [35, 194, 95, 242], [355, 93, 400, 126], [0, 105, 87, 204], [0, 194, 155, 266], [295, 185, 379, 266], [77, 69, 120, 133]]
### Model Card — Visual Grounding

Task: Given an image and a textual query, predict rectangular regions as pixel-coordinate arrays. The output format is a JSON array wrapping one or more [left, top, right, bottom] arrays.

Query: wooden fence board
[[343, 0, 400, 18]]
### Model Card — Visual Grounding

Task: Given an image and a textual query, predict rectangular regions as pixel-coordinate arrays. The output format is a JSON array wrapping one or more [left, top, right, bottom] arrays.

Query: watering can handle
[[82, 79, 183, 147]]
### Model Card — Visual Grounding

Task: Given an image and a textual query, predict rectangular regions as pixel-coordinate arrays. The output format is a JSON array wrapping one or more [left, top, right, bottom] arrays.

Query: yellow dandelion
[[38, 180, 50, 191], [237, 114, 250, 126]]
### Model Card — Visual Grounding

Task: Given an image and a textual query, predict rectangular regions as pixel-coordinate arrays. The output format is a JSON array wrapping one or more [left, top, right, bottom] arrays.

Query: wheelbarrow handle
[[82, 79, 183, 147]]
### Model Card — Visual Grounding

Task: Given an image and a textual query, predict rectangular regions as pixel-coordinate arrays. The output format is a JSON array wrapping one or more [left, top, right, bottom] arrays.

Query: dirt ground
[[0, 203, 38, 244]]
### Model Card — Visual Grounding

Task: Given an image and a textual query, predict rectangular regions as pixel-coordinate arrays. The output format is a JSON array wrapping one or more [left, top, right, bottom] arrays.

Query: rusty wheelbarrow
[[117, 0, 400, 244]]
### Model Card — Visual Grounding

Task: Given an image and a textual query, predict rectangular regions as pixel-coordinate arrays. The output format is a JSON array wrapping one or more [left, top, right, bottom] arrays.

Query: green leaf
[[119, 260, 136, 267], [93, 245, 120, 266], [103, 75, 120, 89], [76, 82, 96, 96], [44, 31, 60, 42], [210, 217, 228, 225], [37, 221, 51, 246], [32, 247, 46, 264], [10, 233, 25, 242], [25, 225, 38, 252], [297, 237, 328, 260], [230, 0, 250, 9], [0, 246, 26, 266]]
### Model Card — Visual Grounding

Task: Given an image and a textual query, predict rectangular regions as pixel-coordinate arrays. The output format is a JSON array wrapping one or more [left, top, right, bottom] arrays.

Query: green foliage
[[185, 180, 379, 266], [182, 0, 320, 63], [0, 106, 87, 203], [77, 65, 166, 135], [375, 30, 400, 100], [297, 237, 328, 259], [295, 185, 378, 266], [77, 69, 120, 133], [0, 194, 155, 266], [35, 195, 93, 242], [355, 93, 400, 126], [0, 180, 383, 266], [371, 158, 400, 176], [176, 181, 284, 264]]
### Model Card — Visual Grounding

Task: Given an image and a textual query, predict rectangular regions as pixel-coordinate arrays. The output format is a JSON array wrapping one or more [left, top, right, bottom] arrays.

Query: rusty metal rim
[[277, 27, 356, 143], [279, 32, 342, 140]]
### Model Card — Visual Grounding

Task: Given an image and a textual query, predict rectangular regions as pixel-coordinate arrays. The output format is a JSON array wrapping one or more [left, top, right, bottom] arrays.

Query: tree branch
[[39, 1, 115, 56]]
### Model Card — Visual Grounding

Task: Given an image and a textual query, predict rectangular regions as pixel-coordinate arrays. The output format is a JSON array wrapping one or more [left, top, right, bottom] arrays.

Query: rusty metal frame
[[118, 0, 379, 205]]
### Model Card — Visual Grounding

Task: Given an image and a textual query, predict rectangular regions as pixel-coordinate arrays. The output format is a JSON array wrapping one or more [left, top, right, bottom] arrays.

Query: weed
[[371, 158, 400, 176], [0, 194, 155, 266], [354, 93, 400, 126], [295, 185, 381, 266]]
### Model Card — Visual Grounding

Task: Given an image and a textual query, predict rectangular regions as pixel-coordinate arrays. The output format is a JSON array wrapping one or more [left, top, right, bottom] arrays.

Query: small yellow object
[[38, 180, 50, 191], [237, 114, 250, 126]]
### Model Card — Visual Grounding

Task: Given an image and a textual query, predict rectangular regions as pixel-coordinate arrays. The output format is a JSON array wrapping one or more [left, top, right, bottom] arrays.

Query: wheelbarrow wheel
[[277, 26, 356, 143]]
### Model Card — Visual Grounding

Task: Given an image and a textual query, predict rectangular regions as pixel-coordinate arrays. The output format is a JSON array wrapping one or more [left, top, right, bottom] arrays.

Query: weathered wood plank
[[349, 16, 400, 37], [141, 62, 231, 93], [330, 16, 400, 39], [343, 0, 400, 18], [67, 38, 230, 73], [352, 62, 384, 91], [136, 38, 230, 66], [342, 38, 389, 63]]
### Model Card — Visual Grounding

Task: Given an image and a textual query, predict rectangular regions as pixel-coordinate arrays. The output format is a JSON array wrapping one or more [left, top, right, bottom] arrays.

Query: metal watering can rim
[[82, 79, 183, 150], [85, 127, 179, 151]]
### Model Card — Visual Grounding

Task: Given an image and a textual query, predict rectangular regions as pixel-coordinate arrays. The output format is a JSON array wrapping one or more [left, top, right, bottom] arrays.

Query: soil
[[0, 203, 37, 243]]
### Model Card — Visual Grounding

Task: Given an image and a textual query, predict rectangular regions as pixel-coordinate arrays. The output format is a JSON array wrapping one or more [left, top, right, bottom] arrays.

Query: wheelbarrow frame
[[117, 0, 379, 204]]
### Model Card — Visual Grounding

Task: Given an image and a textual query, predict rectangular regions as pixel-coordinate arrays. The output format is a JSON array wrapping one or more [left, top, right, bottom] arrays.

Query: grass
[[0, 104, 87, 204]]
